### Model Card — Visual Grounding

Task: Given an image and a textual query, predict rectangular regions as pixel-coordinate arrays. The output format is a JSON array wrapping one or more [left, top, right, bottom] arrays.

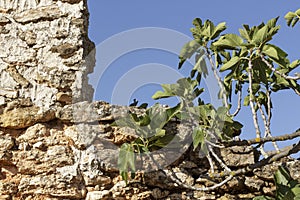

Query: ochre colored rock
[[0, 106, 55, 129]]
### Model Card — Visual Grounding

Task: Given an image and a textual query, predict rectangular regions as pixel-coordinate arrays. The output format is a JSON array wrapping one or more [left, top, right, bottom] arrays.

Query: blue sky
[[87, 1, 300, 149]]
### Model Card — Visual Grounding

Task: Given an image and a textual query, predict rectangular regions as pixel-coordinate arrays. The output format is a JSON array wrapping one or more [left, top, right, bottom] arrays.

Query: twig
[[148, 153, 233, 191], [222, 130, 300, 147], [269, 141, 300, 161], [167, 167, 233, 192], [266, 87, 272, 130], [232, 89, 242, 117], [265, 144, 295, 157], [205, 139, 225, 149], [155, 140, 300, 190], [257, 101, 280, 152], [292, 87, 300, 96], [260, 54, 300, 81], [206, 150, 215, 173], [210, 141, 300, 179], [208, 145, 231, 172], [248, 58, 268, 158], [205, 49, 229, 109]]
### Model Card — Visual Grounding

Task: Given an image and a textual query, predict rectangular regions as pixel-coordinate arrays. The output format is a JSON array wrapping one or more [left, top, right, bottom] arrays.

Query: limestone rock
[[86, 190, 111, 200], [14, 146, 74, 175], [0, 195, 10, 200], [220, 146, 256, 167], [151, 188, 170, 199], [19, 30, 37, 46], [56, 92, 72, 103], [286, 160, 300, 181], [18, 174, 86, 198], [14, 4, 65, 24], [83, 175, 112, 187], [254, 161, 281, 181], [0, 16, 10, 25], [0, 181, 18, 196], [64, 123, 99, 149], [0, 96, 5, 106], [5, 65, 30, 87], [56, 101, 114, 123], [0, 135, 14, 151], [0, 88, 18, 99], [56, 101, 146, 123], [50, 43, 79, 59], [173, 169, 194, 186], [0, 106, 56, 129], [17, 123, 48, 144], [245, 176, 265, 191]]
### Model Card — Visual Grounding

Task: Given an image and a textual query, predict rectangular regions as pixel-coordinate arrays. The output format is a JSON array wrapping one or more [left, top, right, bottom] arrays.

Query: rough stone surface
[[0, 106, 56, 129], [0, 0, 95, 117], [14, 4, 65, 23], [1, 1, 300, 200]]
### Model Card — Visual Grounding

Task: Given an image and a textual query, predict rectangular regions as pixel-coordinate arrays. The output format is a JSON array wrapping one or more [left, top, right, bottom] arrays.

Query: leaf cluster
[[115, 103, 181, 183], [116, 9, 300, 186], [285, 8, 300, 27]]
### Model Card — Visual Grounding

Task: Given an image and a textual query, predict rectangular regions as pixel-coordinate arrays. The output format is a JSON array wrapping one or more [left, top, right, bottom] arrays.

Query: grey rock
[[50, 43, 78, 58], [220, 146, 255, 167], [64, 123, 98, 149], [0, 135, 14, 151], [245, 176, 265, 191], [151, 188, 170, 199], [86, 190, 111, 200]]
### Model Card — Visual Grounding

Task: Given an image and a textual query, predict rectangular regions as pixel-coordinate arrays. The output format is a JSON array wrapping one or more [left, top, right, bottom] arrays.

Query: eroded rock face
[[0, 0, 95, 118], [0, 101, 299, 199]]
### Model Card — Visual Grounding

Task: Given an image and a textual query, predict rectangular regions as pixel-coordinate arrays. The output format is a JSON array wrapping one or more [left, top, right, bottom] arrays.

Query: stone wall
[[0, 1, 300, 200], [0, 0, 94, 119]]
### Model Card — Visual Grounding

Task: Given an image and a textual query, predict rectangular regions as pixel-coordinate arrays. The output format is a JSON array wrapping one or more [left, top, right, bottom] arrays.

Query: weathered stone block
[[14, 4, 65, 23], [0, 106, 55, 129]]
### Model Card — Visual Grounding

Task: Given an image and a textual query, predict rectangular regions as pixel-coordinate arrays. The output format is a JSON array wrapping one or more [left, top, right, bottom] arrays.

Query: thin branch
[[205, 50, 229, 109], [205, 139, 225, 149], [265, 144, 295, 157], [292, 87, 300, 96], [260, 54, 300, 81], [248, 58, 268, 158], [208, 145, 231, 172], [269, 141, 300, 161], [222, 130, 300, 147], [266, 87, 272, 129], [232, 90, 242, 117], [210, 141, 300, 179], [155, 140, 300, 191], [169, 169, 233, 192], [248, 59, 261, 139], [148, 152, 233, 192], [257, 101, 280, 152], [206, 150, 215, 173]]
